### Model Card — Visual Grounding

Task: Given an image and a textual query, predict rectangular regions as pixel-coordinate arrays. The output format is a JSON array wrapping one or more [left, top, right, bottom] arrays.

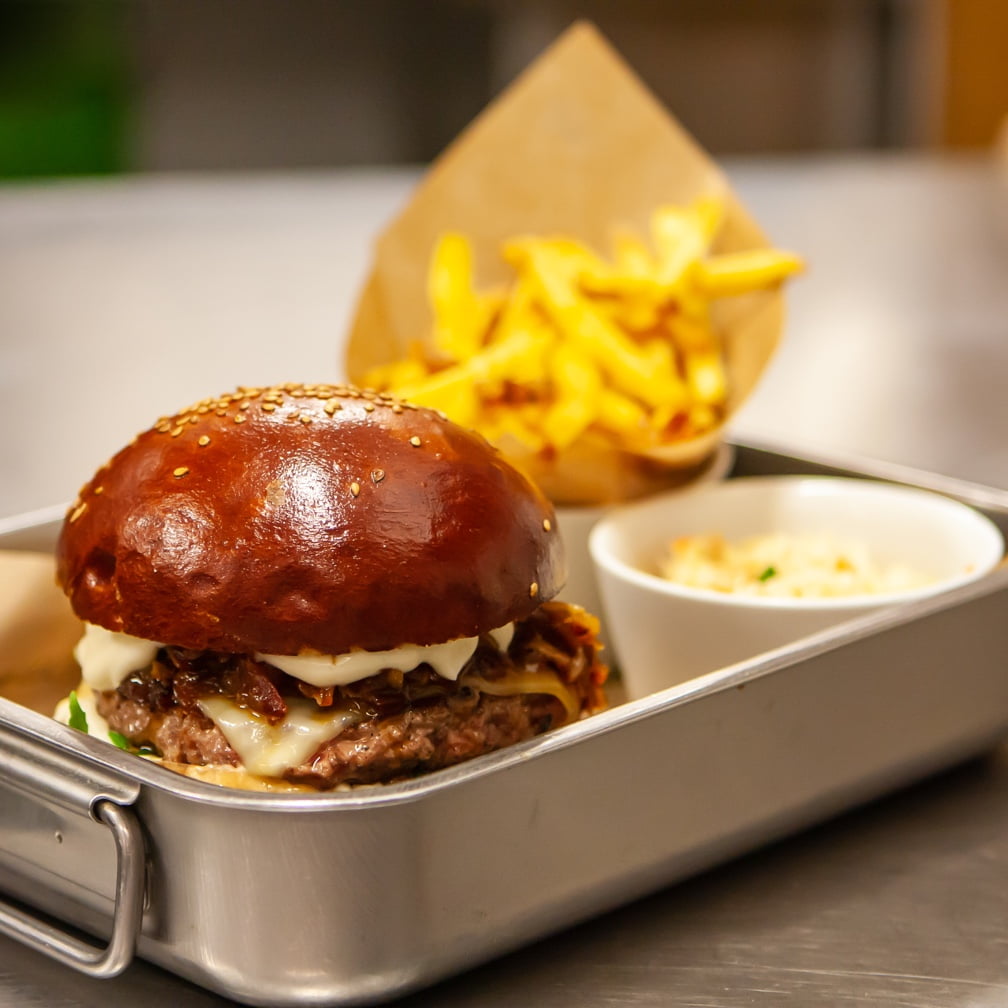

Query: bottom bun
[[158, 760, 320, 793]]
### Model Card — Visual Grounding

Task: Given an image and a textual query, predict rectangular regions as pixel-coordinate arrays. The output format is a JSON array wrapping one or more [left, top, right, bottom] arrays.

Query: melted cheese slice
[[488, 624, 514, 652], [257, 635, 483, 688], [74, 622, 515, 691], [465, 670, 581, 724], [75, 624, 162, 691], [198, 696, 362, 777]]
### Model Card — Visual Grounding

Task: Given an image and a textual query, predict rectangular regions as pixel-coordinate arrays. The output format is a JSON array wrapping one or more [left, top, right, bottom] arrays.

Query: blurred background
[[2, 0, 1008, 519], [1, 0, 1006, 180]]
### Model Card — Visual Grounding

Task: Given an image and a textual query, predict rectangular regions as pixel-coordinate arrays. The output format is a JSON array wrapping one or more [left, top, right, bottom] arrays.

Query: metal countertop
[[2, 153, 1008, 1006]]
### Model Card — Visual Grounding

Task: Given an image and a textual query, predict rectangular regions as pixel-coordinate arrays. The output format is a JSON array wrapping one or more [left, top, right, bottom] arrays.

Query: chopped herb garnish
[[758, 565, 778, 582], [108, 730, 130, 751], [67, 691, 89, 734]]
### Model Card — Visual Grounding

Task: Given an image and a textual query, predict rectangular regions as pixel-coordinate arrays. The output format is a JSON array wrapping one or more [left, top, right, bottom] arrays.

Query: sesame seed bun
[[56, 383, 564, 655]]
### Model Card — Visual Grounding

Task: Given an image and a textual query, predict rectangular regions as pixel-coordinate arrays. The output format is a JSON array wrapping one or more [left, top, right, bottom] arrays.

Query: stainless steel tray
[[2, 441, 1008, 1007]]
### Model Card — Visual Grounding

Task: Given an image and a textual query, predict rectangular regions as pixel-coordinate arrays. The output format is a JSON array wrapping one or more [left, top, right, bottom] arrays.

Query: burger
[[55, 383, 607, 790]]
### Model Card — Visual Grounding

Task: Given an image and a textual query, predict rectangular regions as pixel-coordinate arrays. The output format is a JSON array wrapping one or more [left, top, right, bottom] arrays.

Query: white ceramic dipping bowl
[[553, 443, 735, 646], [589, 475, 1004, 700]]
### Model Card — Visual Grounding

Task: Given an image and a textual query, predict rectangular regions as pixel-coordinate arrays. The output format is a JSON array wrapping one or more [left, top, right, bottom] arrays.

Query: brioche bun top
[[57, 383, 563, 655]]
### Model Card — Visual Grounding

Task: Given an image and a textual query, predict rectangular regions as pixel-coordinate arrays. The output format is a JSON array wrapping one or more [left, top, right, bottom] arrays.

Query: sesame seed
[[239, 401, 251, 410], [324, 399, 341, 415], [350, 481, 361, 497], [198, 435, 211, 447], [234, 414, 247, 424], [173, 467, 189, 478], [300, 414, 312, 424], [363, 402, 375, 413], [261, 403, 276, 412], [542, 519, 551, 532], [188, 416, 199, 424], [392, 404, 403, 414], [371, 468, 385, 484], [170, 426, 185, 437], [69, 501, 86, 523], [409, 436, 421, 447], [94, 486, 104, 495], [529, 582, 539, 598]]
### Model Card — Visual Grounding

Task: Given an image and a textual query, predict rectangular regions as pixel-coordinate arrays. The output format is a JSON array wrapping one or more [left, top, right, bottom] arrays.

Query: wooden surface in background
[[942, 0, 1008, 147]]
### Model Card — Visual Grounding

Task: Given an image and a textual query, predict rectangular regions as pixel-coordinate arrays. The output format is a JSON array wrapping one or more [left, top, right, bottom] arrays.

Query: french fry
[[684, 347, 728, 406], [518, 244, 677, 408], [638, 340, 691, 412], [596, 388, 648, 436], [396, 329, 547, 402], [428, 233, 502, 359], [666, 298, 717, 354], [362, 355, 430, 391], [599, 295, 663, 334], [651, 196, 722, 286], [365, 198, 803, 473], [696, 248, 804, 298], [502, 235, 604, 278], [613, 231, 656, 277], [541, 344, 602, 449], [483, 411, 546, 454], [492, 280, 554, 386], [418, 381, 481, 429], [687, 402, 720, 434]]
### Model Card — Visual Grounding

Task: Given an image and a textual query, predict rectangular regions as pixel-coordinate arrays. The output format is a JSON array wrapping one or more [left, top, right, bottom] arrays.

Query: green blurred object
[[0, 0, 131, 178]]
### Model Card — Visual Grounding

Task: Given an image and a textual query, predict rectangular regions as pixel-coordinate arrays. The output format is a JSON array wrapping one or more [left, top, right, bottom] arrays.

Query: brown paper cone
[[347, 21, 786, 504]]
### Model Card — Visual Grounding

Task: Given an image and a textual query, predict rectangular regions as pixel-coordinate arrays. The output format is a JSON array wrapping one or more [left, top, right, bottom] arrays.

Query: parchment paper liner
[[347, 21, 786, 505], [0, 551, 81, 715]]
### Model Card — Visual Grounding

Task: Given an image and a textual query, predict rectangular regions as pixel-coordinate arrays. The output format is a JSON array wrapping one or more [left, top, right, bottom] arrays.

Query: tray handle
[[0, 794, 146, 975], [0, 797, 145, 978], [0, 712, 146, 979]]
